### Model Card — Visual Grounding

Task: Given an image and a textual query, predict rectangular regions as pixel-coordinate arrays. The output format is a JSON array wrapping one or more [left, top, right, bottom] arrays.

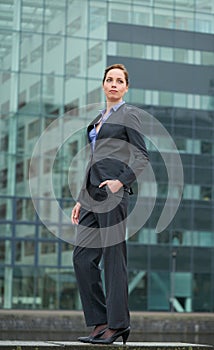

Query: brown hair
[[102, 63, 129, 86]]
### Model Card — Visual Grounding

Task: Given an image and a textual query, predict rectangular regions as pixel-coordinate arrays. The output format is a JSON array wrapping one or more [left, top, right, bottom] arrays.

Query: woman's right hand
[[71, 202, 81, 225]]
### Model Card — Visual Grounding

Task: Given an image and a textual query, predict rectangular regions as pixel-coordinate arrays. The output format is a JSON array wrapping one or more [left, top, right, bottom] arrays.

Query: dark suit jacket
[[77, 103, 149, 204]]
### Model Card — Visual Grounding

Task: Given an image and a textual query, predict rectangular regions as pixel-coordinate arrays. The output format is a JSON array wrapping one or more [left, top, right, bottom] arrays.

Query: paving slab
[[0, 341, 212, 350]]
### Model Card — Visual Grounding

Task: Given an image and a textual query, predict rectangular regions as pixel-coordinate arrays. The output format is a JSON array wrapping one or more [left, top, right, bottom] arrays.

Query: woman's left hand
[[99, 179, 123, 193]]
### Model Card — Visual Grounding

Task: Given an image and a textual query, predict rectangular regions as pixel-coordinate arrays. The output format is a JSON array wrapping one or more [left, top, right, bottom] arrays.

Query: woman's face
[[103, 68, 128, 103]]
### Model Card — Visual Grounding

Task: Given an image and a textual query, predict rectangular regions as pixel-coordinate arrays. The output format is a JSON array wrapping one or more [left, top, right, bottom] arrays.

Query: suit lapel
[[87, 103, 125, 140], [87, 113, 102, 133]]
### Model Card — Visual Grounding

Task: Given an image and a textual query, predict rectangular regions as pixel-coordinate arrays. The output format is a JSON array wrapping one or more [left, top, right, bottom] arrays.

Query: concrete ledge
[[0, 341, 212, 350], [0, 311, 214, 346]]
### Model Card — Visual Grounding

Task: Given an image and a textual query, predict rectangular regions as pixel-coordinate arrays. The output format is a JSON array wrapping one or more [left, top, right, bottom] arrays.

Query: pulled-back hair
[[102, 63, 129, 86]]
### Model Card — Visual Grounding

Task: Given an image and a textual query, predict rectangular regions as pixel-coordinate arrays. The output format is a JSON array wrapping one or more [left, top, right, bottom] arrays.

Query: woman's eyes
[[106, 78, 124, 83]]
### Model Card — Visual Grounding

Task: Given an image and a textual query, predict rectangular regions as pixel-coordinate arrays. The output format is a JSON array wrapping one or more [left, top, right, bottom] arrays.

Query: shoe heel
[[122, 329, 130, 344]]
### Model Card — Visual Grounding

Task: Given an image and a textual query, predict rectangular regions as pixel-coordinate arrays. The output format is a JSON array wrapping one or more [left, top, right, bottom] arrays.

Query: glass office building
[[0, 0, 213, 312]]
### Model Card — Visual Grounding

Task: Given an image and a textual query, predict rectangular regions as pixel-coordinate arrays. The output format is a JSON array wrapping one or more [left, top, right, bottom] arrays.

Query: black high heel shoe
[[91, 326, 130, 345], [78, 327, 107, 343]]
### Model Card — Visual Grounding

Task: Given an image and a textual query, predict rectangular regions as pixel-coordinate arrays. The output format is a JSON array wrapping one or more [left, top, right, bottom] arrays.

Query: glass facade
[[0, 0, 213, 312]]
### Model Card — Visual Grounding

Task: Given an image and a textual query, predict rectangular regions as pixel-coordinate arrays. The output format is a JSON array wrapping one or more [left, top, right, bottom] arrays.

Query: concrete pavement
[[0, 341, 212, 350]]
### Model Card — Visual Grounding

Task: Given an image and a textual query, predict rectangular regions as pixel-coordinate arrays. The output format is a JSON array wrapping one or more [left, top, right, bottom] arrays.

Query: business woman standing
[[71, 64, 149, 344]]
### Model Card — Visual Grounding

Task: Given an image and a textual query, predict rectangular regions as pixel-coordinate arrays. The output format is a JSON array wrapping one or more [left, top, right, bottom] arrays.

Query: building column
[[4, 0, 21, 309]]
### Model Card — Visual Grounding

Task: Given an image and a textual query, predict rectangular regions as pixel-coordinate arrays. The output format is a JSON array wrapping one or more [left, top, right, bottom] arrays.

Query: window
[[65, 56, 80, 80], [28, 119, 40, 139], [29, 81, 41, 99], [24, 241, 35, 256], [27, 157, 39, 179], [200, 186, 212, 201], [16, 162, 24, 183], [0, 169, 8, 189], [174, 48, 188, 63], [67, 17, 81, 35], [110, 9, 130, 23], [157, 231, 170, 244], [1, 100, 9, 118], [160, 47, 173, 61], [69, 141, 78, 158], [2, 71, 10, 83], [201, 51, 214, 65], [157, 230, 183, 246], [41, 242, 56, 254], [43, 149, 57, 174], [62, 185, 71, 198], [64, 98, 79, 116], [159, 91, 173, 106], [25, 199, 35, 221], [174, 93, 186, 108], [201, 141, 212, 154], [88, 42, 103, 67], [17, 126, 25, 150], [15, 241, 22, 262], [158, 183, 168, 198], [18, 90, 27, 109], [172, 231, 183, 245], [46, 35, 62, 52], [20, 56, 28, 70], [89, 6, 106, 31], [87, 87, 101, 105], [30, 45, 42, 63], [0, 135, 8, 151], [16, 199, 23, 220], [117, 42, 132, 57], [44, 75, 54, 96], [44, 116, 57, 129], [0, 241, 6, 261], [175, 138, 187, 152], [61, 242, 70, 251], [62, 185, 72, 208], [0, 204, 6, 219]]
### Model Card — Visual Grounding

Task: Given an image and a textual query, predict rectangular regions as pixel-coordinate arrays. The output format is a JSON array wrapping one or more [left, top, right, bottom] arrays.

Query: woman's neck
[[105, 100, 122, 114]]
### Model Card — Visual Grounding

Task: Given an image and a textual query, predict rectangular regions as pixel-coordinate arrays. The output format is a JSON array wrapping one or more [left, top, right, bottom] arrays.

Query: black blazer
[[77, 103, 149, 203]]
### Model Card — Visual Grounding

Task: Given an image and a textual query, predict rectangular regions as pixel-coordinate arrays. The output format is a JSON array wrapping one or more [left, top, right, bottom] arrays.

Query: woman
[[71, 64, 149, 344]]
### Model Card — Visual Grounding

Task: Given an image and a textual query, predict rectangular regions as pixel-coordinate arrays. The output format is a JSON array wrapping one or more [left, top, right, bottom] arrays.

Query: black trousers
[[73, 184, 130, 329]]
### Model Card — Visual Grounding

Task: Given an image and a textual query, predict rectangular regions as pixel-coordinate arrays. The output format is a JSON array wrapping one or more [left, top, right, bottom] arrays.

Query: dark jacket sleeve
[[117, 109, 149, 187]]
